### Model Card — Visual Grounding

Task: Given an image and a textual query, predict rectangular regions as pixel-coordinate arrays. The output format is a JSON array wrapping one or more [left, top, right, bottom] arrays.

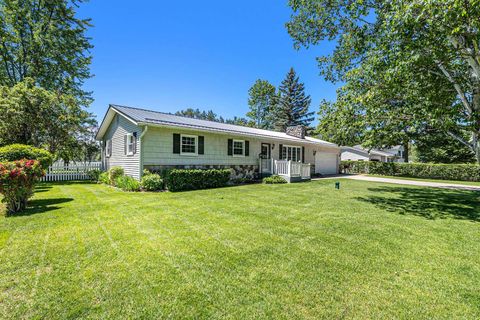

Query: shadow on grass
[[356, 186, 480, 222], [8, 198, 74, 217], [34, 184, 53, 193]]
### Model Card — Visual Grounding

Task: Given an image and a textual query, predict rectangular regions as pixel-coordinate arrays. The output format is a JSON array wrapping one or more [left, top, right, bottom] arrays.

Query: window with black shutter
[[198, 136, 204, 155], [173, 134, 180, 154], [228, 139, 233, 155]]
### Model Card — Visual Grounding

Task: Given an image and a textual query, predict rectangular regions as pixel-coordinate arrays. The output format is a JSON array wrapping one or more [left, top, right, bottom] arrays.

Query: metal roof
[[96, 104, 338, 148]]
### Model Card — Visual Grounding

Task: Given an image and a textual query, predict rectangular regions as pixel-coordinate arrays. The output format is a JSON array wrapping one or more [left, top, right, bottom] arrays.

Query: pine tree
[[274, 68, 314, 131]]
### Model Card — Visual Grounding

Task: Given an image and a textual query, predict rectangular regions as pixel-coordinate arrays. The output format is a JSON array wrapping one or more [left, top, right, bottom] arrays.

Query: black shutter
[[245, 140, 249, 156], [124, 135, 127, 155], [302, 146, 305, 163], [279, 144, 283, 159], [198, 136, 204, 154], [228, 139, 233, 156], [173, 134, 180, 154], [133, 132, 138, 154]]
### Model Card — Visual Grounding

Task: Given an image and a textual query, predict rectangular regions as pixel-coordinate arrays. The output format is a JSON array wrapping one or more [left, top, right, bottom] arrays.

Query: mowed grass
[[365, 174, 480, 186], [0, 180, 479, 319]]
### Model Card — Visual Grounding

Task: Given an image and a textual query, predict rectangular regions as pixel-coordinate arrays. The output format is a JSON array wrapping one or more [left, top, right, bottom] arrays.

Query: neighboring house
[[341, 145, 405, 163], [95, 105, 340, 182]]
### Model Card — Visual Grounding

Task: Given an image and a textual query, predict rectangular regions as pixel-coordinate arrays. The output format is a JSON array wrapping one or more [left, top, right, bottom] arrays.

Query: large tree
[[0, 0, 96, 159], [0, 78, 96, 156], [0, 0, 93, 104], [287, 0, 480, 162], [247, 79, 277, 129], [274, 68, 314, 131]]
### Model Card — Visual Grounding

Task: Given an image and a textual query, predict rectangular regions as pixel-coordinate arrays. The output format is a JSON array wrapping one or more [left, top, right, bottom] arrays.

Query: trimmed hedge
[[165, 169, 231, 192], [341, 161, 480, 182], [0, 144, 53, 169], [141, 172, 163, 191], [263, 175, 287, 184]]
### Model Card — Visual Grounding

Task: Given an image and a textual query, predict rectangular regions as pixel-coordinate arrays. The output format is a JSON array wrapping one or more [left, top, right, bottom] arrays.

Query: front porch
[[260, 159, 311, 182]]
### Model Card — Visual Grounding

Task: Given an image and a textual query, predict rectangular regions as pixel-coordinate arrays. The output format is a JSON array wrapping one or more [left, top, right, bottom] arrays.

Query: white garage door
[[315, 153, 338, 175]]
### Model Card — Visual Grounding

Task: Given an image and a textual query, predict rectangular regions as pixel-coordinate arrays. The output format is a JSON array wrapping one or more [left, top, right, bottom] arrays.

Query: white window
[[181, 134, 197, 155], [282, 145, 302, 162], [126, 133, 134, 155], [233, 140, 245, 157], [105, 140, 112, 157]]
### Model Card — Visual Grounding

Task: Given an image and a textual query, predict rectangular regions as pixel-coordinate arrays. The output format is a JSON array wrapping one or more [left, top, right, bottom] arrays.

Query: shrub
[[141, 173, 163, 191], [115, 175, 141, 192], [108, 166, 124, 185], [0, 159, 45, 214], [99, 172, 109, 184], [165, 169, 231, 192], [87, 169, 102, 181], [340, 161, 480, 182], [262, 175, 287, 184], [0, 144, 53, 169]]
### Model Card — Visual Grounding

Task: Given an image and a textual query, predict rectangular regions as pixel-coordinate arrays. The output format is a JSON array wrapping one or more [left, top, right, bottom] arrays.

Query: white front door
[[315, 153, 338, 175]]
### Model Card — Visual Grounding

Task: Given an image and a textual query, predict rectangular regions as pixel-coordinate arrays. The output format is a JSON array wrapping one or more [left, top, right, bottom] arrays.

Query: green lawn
[[365, 174, 480, 186], [1, 180, 479, 319]]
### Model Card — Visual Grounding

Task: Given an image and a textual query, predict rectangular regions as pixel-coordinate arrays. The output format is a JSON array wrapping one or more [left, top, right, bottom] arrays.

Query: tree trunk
[[474, 134, 480, 164], [403, 141, 409, 163]]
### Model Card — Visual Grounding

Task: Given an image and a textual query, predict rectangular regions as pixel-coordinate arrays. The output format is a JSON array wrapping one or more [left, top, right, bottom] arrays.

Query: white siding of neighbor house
[[142, 126, 339, 171], [103, 114, 142, 179], [341, 150, 370, 161]]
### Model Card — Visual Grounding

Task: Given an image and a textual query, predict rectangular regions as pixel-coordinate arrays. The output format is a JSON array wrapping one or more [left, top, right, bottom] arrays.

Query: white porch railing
[[274, 160, 311, 180]]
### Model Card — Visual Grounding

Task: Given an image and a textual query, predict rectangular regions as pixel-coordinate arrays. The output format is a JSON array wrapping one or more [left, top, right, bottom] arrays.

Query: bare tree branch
[[435, 60, 473, 115], [446, 131, 473, 150]]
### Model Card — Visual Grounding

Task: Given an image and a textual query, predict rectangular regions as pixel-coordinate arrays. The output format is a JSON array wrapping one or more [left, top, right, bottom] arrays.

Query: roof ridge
[[111, 103, 292, 135]]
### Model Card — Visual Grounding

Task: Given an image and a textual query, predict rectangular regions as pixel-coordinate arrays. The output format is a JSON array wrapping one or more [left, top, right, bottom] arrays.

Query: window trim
[[282, 144, 302, 162], [126, 133, 134, 156], [105, 139, 112, 158], [232, 139, 245, 157], [180, 134, 198, 156]]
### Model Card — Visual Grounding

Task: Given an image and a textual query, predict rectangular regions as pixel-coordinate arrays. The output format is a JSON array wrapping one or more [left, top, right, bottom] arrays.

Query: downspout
[[139, 125, 149, 178]]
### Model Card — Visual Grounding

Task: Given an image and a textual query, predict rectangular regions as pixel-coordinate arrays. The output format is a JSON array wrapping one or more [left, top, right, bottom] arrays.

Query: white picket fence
[[41, 161, 103, 182]]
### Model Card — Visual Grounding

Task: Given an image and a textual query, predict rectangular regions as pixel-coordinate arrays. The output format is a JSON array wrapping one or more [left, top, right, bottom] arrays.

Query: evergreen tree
[[274, 68, 314, 131]]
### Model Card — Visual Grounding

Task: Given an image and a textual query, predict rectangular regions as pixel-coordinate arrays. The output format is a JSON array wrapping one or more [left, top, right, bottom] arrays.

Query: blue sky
[[79, 1, 339, 124]]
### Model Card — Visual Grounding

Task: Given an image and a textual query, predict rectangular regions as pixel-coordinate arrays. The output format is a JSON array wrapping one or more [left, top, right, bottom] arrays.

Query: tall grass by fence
[[41, 161, 102, 182]]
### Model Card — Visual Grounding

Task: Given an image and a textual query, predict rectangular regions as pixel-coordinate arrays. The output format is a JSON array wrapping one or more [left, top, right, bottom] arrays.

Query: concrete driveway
[[314, 174, 480, 191]]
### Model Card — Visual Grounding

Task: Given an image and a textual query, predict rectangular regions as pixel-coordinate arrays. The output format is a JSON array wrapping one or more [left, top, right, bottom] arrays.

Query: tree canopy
[[287, 0, 480, 162], [0, 0, 93, 105], [0, 0, 97, 160], [247, 79, 277, 129], [0, 78, 96, 159]]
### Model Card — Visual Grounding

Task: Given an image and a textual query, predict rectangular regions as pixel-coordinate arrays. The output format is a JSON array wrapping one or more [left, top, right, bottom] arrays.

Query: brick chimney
[[285, 125, 306, 139]]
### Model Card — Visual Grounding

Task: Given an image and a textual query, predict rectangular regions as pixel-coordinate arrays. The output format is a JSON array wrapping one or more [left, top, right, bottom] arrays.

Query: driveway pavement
[[314, 174, 480, 191]]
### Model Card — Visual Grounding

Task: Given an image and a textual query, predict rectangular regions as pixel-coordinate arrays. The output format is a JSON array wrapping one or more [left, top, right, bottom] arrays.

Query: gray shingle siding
[[104, 114, 141, 179]]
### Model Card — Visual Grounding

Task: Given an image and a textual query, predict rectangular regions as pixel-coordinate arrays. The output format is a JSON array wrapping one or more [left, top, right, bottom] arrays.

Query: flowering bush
[[0, 159, 45, 214]]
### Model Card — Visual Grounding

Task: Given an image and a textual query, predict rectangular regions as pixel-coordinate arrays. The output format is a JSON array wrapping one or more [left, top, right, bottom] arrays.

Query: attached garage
[[315, 152, 339, 175]]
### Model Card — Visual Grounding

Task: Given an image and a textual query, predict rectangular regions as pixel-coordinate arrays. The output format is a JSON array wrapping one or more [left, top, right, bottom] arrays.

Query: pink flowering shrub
[[0, 159, 45, 214]]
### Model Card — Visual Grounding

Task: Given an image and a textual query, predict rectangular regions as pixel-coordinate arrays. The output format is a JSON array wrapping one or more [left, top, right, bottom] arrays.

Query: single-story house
[[95, 105, 340, 182], [341, 145, 405, 163]]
